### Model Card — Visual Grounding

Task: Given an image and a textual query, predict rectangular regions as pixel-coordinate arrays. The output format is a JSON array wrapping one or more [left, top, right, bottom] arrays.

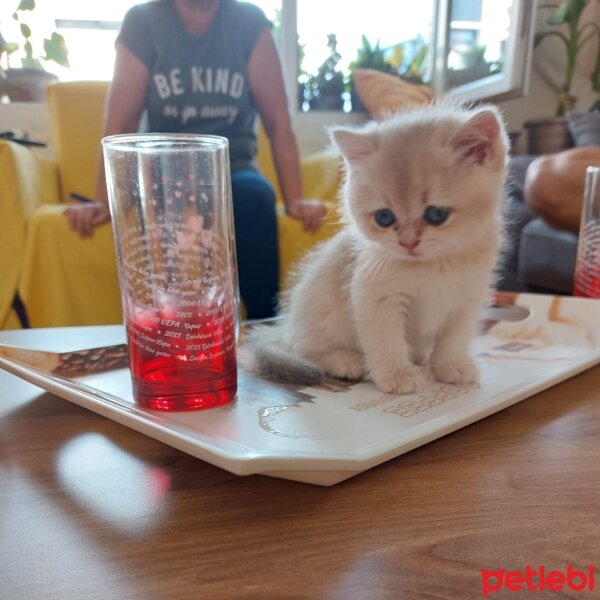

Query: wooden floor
[[2, 359, 600, 599]]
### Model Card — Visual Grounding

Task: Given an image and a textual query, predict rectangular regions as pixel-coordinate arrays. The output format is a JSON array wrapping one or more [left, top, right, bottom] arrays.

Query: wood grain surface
[[2, 333, 600, 599]]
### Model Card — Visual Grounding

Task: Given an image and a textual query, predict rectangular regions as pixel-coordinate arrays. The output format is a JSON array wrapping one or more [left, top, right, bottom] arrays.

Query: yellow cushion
[[47, 81, 109, 203], [278, 208, 341, 285], [255, 123, 343, 280], [1, 308, 23, 330], [0, 141, 60, 329], [19, 204, 122, 328], [255, 121, 283, 203]]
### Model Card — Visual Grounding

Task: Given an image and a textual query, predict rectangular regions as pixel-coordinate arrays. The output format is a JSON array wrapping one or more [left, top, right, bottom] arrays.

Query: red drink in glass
[[126, 307, 237, 411], [573, 222, 600, 298], [573, 275, 600, 298]]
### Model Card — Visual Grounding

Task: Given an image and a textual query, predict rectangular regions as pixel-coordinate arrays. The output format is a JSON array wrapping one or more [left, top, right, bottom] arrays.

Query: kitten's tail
[[245, 324, 324, 386]]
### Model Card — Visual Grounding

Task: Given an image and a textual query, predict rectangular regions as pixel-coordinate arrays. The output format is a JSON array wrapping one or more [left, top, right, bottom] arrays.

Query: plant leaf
[[1, 41, 19, 55], [16, 0, 35, 11], [43, 32, 69, 67], [593, 28, 600, 90], [547, 0, 588, 25], [19, 23, 31, 38], [534, 30, 569, 47], [23, 39, 32, 55], [21, 56, 42, 69]]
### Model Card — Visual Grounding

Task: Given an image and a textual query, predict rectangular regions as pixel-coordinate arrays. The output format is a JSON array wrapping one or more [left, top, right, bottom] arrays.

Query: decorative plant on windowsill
[[305, 34, 345, 111], [349, 35, 392, 75], [348, 35, 393, 111], [394, 41, 429, 86], [0, 0, 69, 102], [535, 0, 600, 116]]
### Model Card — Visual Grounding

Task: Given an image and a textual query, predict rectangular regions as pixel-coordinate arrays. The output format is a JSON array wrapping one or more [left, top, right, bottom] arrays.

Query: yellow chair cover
[[2, 81, 342, 329]]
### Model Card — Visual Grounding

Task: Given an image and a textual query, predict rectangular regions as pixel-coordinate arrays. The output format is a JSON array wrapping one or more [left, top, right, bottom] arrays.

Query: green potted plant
[[524, 0, 600, 153], [536, 0, 599, 115], [0, 0, 69, 102], [349, 35, 391, 74], [395, 41, 429, 85], [305, 34, 345, 111], [348, 35, 393, 111]]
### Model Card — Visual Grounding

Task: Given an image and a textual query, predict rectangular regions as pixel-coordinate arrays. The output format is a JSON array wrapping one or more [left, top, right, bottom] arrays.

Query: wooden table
[[1, 326, 600, 599]]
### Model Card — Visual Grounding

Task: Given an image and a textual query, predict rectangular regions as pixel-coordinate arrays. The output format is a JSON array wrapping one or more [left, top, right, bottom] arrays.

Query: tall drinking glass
[[574, 166, 600, 298], [102, 134, 239, 411]]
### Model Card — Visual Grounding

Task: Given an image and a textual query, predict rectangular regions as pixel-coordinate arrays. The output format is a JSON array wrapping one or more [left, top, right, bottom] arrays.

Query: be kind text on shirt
[[153, 67, 245, 100]]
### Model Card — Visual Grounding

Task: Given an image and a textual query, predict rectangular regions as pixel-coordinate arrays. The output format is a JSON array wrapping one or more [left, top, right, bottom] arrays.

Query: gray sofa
[[496, 111, 600, 295], [497, 155, 578, 294]]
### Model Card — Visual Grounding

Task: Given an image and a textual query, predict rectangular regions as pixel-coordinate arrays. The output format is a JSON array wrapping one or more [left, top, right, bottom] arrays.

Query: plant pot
[[523, 117, 573, 155], [0, 68, 59, 102], [308, 94, 344, 111]]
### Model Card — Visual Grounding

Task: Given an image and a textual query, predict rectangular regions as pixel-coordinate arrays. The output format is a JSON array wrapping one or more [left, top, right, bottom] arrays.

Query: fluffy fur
[[248, 102, 509, 394]]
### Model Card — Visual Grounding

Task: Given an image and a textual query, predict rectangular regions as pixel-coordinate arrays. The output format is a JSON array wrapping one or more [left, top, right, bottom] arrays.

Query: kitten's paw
[[373, 365, 427, 395], [431, 358, 479, 385], [320, 350, 365, 380]]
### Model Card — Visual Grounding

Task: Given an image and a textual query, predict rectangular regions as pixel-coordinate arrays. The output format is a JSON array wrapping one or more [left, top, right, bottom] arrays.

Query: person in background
[[64, 0, 328, 319]]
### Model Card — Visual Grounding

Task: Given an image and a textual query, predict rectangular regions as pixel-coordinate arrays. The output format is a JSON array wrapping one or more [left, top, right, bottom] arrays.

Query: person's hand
[[286, 199, 328, 233], [64, 202, 111, 238]]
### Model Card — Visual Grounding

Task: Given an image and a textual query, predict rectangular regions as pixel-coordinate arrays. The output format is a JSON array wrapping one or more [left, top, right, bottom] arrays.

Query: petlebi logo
[[481, 565, 596, 596]]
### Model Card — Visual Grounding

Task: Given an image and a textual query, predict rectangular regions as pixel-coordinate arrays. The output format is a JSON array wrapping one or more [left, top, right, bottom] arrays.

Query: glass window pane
[[440, 0, 535, 102], [296, 0, 433, 112], [54, 1, 141, 81], [51, 0, 141, 22], [53, 0, 282, 82], [250, 0, 282, 24], [51, 28, 120, 81], [446, 0, 511, 90], [1, 1, 141, 80], [249, 0, 282, 48]]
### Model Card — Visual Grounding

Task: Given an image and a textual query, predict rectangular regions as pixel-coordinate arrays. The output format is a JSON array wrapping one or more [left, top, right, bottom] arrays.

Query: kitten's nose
[[399, 240, 420, 251]]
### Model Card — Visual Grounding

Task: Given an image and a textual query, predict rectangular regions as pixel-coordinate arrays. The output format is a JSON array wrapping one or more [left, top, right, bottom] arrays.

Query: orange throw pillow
[[352, 68, 433, 118]]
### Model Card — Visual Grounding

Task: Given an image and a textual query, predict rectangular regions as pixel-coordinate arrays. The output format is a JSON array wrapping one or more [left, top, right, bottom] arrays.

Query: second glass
[[103, 134, 239, 411], [574, 166, 600, 298]]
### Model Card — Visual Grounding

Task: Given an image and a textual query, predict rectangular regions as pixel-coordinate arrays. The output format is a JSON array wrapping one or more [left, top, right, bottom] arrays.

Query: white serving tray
[[2, 293, 600, 486]]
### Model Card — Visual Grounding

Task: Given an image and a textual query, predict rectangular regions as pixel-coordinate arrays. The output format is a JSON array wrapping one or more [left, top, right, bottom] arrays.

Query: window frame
[[277, 0, 536, 118], [49, 0, 536, 137], [430, 0, 538, 103]]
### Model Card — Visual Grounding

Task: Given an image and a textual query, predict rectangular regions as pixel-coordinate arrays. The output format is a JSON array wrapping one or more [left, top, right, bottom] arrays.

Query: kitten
[[247, 103, 508, 394]]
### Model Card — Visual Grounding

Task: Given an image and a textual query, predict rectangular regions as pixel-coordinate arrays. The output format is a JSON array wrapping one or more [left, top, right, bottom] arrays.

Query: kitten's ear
[[330, 129, 377, 161], [451, 109, 502, 165]]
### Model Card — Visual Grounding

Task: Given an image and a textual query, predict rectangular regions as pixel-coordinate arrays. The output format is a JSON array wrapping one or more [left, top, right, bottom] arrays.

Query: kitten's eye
[[424, 205, 451, 226], [373, 208, 396, 228]]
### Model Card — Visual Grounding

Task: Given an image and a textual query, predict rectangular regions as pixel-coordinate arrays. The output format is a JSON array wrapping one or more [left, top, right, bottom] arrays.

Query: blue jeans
[[231, 169, 279, 319]]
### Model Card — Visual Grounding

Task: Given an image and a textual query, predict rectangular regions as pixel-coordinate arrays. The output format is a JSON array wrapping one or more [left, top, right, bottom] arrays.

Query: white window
[[53, 1, 141, 81], [268, 0, 537, 112], [430, 0, 537, 102], [0, 1, 140, 81], [6, 0, 535, 110], [257, 0, 537, 148]]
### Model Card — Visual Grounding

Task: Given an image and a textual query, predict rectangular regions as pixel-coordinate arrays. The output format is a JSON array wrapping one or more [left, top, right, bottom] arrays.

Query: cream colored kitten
[[248, 103, 508, 394]]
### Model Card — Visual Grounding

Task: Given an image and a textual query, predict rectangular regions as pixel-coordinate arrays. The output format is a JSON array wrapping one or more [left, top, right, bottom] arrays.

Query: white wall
[[496, 67, 566, 154], [0, 101, 54, 158], [501, 0, 600, 153]]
